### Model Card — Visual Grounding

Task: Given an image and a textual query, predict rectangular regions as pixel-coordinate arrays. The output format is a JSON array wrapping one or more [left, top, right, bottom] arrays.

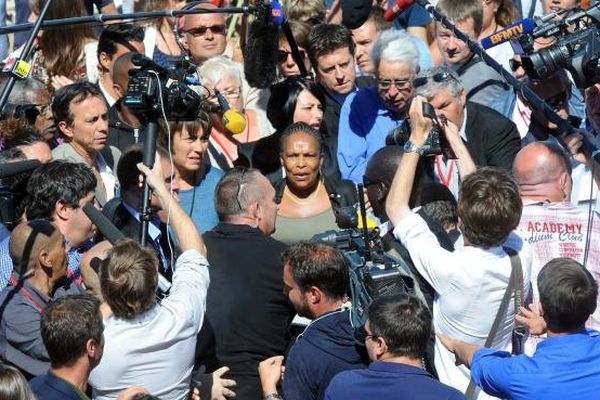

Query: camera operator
[[413, 66, 520, 197], [385, 95, 532, 399]]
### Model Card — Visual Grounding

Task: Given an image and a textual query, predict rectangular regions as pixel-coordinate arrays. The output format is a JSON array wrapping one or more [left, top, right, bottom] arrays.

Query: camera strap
[[464, 247, 523, 399]]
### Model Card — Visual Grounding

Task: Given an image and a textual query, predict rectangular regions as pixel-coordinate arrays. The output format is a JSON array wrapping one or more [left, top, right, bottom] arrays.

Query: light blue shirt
[[337, 86, 404, 183]]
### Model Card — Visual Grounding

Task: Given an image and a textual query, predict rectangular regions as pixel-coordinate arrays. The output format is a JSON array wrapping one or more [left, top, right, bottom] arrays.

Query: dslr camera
[[385, 101, 455, 158]]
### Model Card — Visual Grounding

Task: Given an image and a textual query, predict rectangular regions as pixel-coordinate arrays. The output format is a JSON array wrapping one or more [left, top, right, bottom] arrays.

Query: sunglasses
[[509, 59, 522, 72], [185, 24, 226, 37], [545, 92, 568, 110], [377, 78, 412, 91], [413, 72, 455, 88], [278, 49, 307, 64]]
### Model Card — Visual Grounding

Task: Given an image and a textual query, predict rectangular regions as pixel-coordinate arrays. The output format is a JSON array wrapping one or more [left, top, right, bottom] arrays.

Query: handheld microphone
[[384, 0, 416, 22], [480, 18, 536, 49], [0, 159, 41, 179], [215, 90, 247, 135]]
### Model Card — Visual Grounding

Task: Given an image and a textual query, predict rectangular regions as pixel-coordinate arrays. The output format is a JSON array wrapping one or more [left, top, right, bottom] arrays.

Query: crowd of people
[[0, 0, 599, 399]]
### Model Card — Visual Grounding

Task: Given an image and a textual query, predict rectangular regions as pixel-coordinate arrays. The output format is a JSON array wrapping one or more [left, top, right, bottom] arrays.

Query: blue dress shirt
[[337, 86, 404, 183]]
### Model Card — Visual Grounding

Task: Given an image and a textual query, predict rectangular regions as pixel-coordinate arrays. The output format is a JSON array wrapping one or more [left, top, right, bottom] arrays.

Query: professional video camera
[[312, 226, 415, 327], [124, 55, 215, 121], [515, 5, 600, 89], [385, 101, 455, 158]]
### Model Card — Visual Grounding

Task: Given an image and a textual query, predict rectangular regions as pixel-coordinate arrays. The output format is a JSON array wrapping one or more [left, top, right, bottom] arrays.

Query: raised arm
[[386, 96, 432, 226], [136, 157, 206, 256], [444, 119, 477, 178]]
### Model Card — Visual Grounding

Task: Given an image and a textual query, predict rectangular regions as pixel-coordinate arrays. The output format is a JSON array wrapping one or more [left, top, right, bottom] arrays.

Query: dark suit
[[30, 371, 84, 400], [464, 102, 521, 170], [102, 198, 176, 279], [198, 223, 294, 400]]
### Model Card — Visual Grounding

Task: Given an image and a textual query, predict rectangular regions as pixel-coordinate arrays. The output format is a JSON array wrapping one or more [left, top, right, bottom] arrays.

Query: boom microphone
[[0, 159, 41, 179], [83, 203, 125, 245], [384, 0, 416, 22], [480, 18, 536, 49], [244, 0, 282, 88], [215, 90, 247, 135]]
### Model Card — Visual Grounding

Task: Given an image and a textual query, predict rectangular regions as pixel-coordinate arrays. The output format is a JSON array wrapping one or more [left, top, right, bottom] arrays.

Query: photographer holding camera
[[385, 95, 532, 399], [412, 66, 520, 197]]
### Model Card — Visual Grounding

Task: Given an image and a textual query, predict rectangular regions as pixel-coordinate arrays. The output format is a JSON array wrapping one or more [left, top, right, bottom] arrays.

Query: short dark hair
[[369, 6, 392, 32], [458, 167, 522, 248], [267, 76, 325, 131], [278, 19, 311, 50], [157, 112, 212, 150], [97, 23, 145, 60], [282, 242, 348, 301], [24, 160, 96, 220], [52, 82, 104, 127], [279, 122, 322, 154], [100, 239, 158, 319], [41, 294, 103, 368], [538, 258, 598, 333], [117, 144, 170, 192], [214, 167, 264, 219], [368, 295, 431, 359], [307, 24, 355, 70]]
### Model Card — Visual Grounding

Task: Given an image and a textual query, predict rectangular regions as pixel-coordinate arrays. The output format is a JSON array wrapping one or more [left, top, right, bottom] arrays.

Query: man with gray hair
[[413, 66, 520, 196], [337, 29, 422, 183], [199, 167, 294, 400]]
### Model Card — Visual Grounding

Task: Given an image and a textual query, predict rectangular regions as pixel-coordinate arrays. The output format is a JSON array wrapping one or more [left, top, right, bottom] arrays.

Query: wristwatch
[[403, 140, 425, 155]]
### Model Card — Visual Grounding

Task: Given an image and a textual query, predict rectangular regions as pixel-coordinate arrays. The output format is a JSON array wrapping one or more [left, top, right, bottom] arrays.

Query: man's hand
[[515, 303, 547, 336], [562, 130, 588, 165], [437, 333, 480, 368], [117, 386, 149, 400], [136, 155, 169, 208], [259, 356, 285, 396], [408, 96, 434, 147], [442, 118, 477, 178], [211, 366, 237, 399]]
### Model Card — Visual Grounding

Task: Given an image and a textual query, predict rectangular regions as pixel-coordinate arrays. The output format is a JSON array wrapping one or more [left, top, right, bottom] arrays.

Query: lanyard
[[9, 276, 45, 313], [435, 156, 455, 188]]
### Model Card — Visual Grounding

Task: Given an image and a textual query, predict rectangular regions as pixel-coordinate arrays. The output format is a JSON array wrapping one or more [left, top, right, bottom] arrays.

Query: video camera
[[124, 55, 216, 121], [515, 5, 600, 88], [312, 227, 415, 327], [385, 101, 455, 158]]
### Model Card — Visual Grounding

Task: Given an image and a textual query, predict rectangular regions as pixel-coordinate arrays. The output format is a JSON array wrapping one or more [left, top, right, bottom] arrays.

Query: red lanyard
[[435, 156, 455, 188], [9, 276, 45, 313]]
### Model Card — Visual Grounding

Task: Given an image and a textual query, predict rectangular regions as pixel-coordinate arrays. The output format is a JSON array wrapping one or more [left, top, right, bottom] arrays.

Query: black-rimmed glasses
[[413, 72, 455, 89], [377, 78, 412, 91]]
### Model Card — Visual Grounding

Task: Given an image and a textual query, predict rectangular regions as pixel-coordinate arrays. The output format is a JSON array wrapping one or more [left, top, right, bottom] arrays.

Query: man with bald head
[[0, 219, 79, 377], [181, 3, 227, 66], [513, 141, 600, 338], [107, 52, 148, 152]]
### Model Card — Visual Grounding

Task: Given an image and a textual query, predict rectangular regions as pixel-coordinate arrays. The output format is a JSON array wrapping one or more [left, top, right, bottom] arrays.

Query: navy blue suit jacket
[[30, 371, 85, 400]]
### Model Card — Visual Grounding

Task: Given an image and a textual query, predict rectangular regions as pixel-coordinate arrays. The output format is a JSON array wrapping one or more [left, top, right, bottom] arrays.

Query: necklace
[[284, 181, 322, 205], [158, 25, 178, 56]]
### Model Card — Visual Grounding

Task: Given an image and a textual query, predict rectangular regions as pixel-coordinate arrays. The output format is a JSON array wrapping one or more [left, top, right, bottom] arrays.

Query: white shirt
[[393, 213, 532, 399], [90, 250, 210, 400]]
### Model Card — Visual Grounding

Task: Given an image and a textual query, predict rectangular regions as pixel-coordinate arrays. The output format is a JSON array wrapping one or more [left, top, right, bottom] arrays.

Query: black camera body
[[312, 229, 415, 327], [124, 57, 212, 121], [385, 102, 455, 158]]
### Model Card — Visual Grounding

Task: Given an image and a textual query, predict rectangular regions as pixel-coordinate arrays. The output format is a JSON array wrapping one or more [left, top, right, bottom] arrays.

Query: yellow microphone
[[216, 90, 247, 135]]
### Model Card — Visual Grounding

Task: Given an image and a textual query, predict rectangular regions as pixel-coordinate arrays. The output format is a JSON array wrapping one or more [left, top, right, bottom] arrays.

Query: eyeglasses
[[278, 49, 307, 64], [212, 87, 242, 100], [234, 167, 248, 212], [413, 72, 456, 88], [185, 24, 226, 37], [354, 325, 379, 345], [509, 59, 522, 72], [362, 175, 379, 188], [377, 78, 412, 91]]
